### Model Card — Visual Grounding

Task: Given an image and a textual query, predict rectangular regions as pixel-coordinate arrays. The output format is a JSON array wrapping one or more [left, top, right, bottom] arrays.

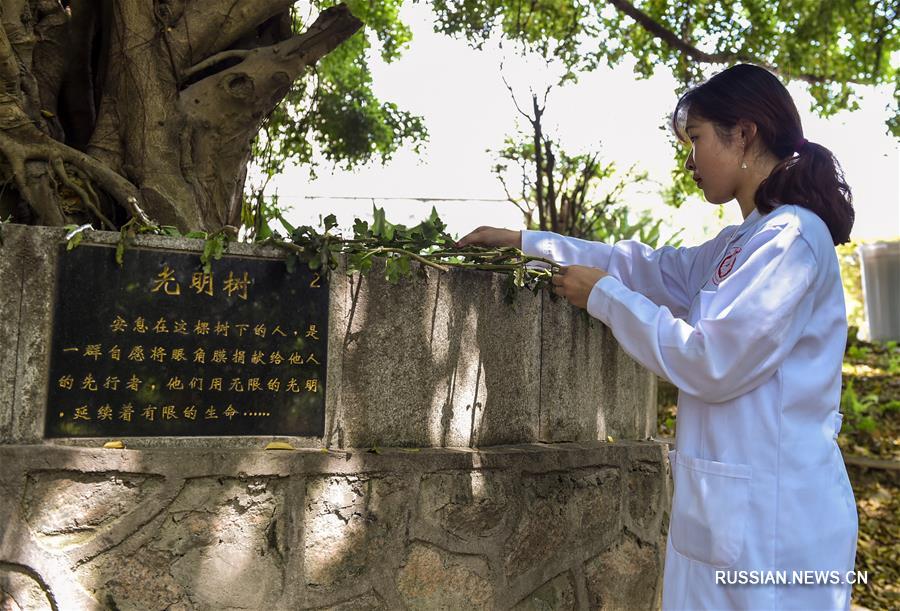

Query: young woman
[[456, 63, 858, 610]]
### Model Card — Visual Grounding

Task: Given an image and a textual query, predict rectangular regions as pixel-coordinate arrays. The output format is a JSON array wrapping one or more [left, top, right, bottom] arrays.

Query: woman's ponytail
[[755, 139, 854, 245]]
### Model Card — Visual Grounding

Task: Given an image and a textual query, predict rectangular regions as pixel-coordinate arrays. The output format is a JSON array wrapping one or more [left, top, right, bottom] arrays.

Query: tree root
[[0, 127, 157, 229], [49, 157, 115, 230]]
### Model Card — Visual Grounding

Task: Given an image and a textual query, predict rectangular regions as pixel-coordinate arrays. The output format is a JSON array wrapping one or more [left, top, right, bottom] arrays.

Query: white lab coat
[[522, 204, 858, 610]]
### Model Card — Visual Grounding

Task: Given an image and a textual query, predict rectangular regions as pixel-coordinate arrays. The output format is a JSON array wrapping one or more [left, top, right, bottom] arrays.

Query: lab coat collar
[[739, 207, 762, 229], [731, 207, 763, 241]]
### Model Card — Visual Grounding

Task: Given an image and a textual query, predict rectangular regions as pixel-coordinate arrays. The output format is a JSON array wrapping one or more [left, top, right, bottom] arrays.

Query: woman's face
[[683, 116, 744, 205]]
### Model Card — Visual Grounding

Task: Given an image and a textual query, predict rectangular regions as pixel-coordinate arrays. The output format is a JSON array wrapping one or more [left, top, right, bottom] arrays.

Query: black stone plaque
[[44, 243, 328, 437]]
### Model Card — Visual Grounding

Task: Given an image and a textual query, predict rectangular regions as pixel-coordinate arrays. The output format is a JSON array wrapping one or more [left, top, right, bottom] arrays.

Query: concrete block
[[539, 293, 658, 443], [538, 291, 606, 442], [608, 339, 658, 439], [623, 442, 669, 544], [0, 224, 26, 441], [3, 225, 66, 443], [328, 258, 541, 449]]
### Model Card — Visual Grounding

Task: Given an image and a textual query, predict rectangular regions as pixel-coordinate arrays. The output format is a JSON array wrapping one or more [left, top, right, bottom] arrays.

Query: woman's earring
[[741, 161, 748, 169]]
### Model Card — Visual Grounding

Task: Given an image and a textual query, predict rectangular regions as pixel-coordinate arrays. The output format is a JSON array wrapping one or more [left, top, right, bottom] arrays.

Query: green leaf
[[277, 213, 296, 235], [384, 257, 400, 283], [201, 234, 226, 273], [115, 237, 126, 267], [256, 220, 273, 241], [847, 345, 869, 360], [372, 204, 386, 237], [397, 254, 410, 277], [353, 218, 370, 238], [323, 213, 338, 232], [362, 257, 373, 274], [66, 231, 83, 250]]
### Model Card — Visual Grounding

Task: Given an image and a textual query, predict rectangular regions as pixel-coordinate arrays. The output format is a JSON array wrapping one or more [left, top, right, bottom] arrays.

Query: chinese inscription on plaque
[[44, 244, 328, 437]]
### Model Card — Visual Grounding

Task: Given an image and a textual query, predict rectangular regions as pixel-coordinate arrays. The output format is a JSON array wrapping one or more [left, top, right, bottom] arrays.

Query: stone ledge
[[0, 439, 668, 477]]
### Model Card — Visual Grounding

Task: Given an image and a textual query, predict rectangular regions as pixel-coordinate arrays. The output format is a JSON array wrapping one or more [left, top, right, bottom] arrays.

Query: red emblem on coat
[[712, 246, 742, 285]]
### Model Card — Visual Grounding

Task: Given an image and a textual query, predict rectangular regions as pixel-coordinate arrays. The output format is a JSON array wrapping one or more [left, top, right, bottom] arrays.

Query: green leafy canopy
[[250, 1, 426, 186], [247, 1, 897, 238], [430, 0, 898, 134]]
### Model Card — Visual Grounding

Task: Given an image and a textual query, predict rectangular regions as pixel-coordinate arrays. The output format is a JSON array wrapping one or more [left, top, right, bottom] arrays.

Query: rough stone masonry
[[0, 224, 671, 610]]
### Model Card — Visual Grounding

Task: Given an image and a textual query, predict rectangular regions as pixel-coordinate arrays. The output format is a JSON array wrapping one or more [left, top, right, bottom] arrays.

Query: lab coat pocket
[[670, 452, 752, 568]]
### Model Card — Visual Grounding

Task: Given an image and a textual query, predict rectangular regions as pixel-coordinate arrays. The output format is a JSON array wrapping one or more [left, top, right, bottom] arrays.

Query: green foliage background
[[247, 0, 898, 234]]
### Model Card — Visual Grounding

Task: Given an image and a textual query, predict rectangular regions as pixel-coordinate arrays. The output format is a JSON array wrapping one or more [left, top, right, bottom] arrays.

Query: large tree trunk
[[0, 0, 361, 232]]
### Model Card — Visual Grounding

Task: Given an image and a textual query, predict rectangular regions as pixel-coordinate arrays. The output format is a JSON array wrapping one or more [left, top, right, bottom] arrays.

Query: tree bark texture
[[0, 0, 362, 231]]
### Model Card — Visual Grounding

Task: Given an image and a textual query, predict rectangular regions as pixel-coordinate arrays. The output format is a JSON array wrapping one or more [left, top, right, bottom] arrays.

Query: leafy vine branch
[[31, 204, 564, 306], [260, 205, 562, 304]]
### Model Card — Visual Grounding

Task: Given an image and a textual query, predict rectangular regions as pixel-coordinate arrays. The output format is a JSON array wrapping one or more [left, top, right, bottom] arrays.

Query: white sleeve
[[585, 224, 818, 404], [522, 229, 735, 319]]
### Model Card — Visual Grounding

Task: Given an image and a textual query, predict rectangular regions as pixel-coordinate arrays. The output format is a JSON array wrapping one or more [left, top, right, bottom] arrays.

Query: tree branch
[[30, 1, 71, 141], [497, 174, 531, 217], [175, 4, 361, 227], [500, 63, 532, 123], [179, 5, 362, 123], [606, 0, 876, 86], [531, 93, 546, 231], [606, 0, 731, 64], [175, 0, 297, 66], [0, 20, 20, 95], [544, 139, 557, 231], [182, 49, 252, 82]]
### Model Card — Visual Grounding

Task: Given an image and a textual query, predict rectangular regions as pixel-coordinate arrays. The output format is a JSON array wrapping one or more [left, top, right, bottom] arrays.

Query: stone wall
[[1, 442, 669, 610], [0, 224, 656, 448], [0, 225, 670, 610]]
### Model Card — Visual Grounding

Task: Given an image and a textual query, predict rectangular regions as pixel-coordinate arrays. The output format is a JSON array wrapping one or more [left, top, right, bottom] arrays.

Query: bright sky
[[269, 3, 900, 246]]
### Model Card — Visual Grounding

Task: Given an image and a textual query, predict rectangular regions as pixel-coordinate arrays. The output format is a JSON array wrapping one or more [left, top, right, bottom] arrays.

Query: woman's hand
[[551, 265, 609, 309], [455, 226, 522, 249]]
